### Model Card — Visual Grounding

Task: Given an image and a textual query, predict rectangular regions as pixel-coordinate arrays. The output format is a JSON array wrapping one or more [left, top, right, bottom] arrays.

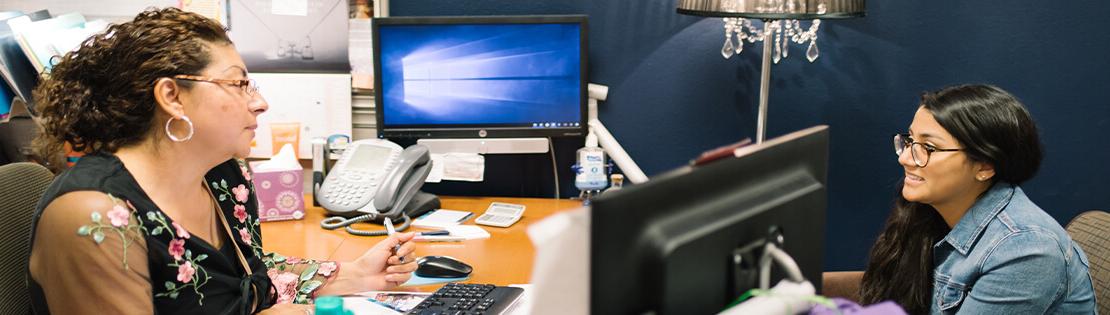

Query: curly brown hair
[[33, 7, 231, 166]]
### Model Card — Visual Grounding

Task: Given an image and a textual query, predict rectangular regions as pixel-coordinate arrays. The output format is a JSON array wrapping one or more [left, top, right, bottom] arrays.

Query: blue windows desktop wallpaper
[[378, 23, 582, 127]]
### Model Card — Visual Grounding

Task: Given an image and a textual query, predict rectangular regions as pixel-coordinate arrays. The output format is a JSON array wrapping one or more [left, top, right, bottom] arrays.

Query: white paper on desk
[[444, 224, 490, 240], [428, 153, 485, 182], [527, 207, 589, 315]]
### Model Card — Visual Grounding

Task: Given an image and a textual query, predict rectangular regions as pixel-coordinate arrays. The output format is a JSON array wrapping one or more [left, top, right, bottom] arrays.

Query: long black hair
[[859, 84, 1043, 314]]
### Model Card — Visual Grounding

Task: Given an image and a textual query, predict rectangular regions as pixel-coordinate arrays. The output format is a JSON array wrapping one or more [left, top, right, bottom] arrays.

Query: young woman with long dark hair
[[829, 85, 1096, 314]]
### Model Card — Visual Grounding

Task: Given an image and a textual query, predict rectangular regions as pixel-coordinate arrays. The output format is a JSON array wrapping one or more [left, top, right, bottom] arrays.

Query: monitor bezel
[[372, 15, 589, 139]]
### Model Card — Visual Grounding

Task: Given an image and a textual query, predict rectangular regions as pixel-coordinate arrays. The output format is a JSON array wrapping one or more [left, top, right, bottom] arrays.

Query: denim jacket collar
[[938, 183, 1016, 255]]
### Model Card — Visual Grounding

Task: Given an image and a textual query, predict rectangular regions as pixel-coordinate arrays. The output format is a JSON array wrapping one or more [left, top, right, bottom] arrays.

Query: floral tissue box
[[249, 161, 305, 221]]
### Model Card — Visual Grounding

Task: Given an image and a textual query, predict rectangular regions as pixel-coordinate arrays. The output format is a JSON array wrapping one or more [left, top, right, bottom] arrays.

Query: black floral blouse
[[28, 153, 336, 314]]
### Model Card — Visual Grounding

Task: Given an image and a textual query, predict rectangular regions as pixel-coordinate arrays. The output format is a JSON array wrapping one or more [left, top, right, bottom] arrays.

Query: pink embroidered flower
[[171, 222, 191, 239], [317, 262, 337, 277], [168, 239, 186, 261], [107, 204, 130, 227], [177, 262, 196, 283], [232, 184, 249, 203], [239, 228, 252, 245], [234, 205, 248, 223], [267, 269, 299, 304], [285, 257, 302, 264], [240, 164, 252, 181]]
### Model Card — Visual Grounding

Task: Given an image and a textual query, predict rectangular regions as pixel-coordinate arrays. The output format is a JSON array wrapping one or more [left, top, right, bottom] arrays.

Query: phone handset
[[373, 145, 432, 216]]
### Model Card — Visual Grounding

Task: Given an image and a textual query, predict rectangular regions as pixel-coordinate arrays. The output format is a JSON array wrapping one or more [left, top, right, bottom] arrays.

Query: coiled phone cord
[[320, 213, 412, 236]]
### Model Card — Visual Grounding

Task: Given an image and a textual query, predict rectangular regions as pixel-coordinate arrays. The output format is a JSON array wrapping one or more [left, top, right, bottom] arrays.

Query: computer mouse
[[415, 256, 473, 278]]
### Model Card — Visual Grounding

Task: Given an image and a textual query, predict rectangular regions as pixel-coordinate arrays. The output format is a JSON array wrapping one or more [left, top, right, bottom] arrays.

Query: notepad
[[411, 209, 473, 229], [414, 225, 491, 242]]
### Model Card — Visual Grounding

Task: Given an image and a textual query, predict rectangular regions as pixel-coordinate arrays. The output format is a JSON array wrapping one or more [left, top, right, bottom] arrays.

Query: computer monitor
[[590, 126, 829, 315], [372, 15, 588, 139]]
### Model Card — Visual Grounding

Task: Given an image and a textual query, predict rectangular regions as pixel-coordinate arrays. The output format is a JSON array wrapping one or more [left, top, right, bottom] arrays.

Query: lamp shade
[[676, 0, 865, 19]]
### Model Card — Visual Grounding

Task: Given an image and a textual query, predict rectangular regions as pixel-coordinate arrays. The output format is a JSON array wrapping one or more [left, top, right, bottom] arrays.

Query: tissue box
[[249, 161, 306, 222]]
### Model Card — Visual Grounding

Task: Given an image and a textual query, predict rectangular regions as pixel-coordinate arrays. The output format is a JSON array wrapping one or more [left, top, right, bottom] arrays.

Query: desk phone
[[318, 139, 431, 218]]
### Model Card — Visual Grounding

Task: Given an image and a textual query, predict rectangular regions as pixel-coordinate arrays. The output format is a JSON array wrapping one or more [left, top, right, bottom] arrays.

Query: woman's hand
[[315, 232, 419, 296], [356, 232, 418, 289]]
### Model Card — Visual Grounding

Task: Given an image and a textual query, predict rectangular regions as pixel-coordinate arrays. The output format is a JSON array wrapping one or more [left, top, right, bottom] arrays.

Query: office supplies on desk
[[411, 209, 472, 229], [412, 236, 465, 242], [413, 225, 490, 242], [384, 217, 400, 256], [249, 144, 306, 221], [415, 256, 472, 278], [476, 202, 525, 228]]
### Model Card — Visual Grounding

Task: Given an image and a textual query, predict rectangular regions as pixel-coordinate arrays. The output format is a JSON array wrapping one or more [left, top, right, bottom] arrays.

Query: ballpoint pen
[[384, 217, 403, 263]]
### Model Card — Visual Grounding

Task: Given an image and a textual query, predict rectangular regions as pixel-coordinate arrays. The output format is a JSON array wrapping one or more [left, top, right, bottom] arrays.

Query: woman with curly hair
[[28, 8, 416, 314]]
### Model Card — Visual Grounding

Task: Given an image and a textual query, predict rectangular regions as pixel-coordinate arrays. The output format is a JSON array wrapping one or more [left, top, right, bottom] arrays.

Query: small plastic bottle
[[575, 132, 608, 204], [604, 174, 624, 194], [315, 296, 353, 315]]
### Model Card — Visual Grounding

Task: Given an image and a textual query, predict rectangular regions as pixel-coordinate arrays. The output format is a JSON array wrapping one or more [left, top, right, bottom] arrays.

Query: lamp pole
[[756, 21, 773, 144]]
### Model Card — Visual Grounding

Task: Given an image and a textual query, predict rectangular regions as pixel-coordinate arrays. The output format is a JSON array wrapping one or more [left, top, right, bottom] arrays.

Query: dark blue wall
[[395, 0, 1110, 271]]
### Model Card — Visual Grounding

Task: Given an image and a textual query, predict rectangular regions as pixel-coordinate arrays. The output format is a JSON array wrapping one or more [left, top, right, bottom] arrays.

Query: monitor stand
[[417, 138, 550, 154]]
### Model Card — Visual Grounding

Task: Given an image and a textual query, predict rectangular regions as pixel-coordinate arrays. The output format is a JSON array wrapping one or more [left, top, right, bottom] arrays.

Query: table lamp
[[676, 0, 865, 143]]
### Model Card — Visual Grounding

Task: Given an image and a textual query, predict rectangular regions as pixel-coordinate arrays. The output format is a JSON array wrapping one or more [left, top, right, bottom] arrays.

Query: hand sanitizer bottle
[[575, 131, 608, 204]]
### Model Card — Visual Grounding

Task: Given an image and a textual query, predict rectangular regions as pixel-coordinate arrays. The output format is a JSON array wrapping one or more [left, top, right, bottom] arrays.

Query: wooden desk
[[261, 195, 581, 288]]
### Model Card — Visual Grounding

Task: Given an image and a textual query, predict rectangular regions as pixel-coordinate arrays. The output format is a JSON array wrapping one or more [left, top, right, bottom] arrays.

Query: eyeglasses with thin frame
[[172, 74, 260, 97], [893, 133, 962, 167]]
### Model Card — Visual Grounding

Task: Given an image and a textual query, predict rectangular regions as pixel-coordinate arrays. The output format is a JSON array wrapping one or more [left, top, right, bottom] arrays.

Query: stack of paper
[[411, 209, 473, 229]]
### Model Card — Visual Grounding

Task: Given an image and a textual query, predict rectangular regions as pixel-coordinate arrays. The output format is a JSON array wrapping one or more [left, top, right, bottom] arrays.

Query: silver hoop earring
[[165, 115, 194, 142]]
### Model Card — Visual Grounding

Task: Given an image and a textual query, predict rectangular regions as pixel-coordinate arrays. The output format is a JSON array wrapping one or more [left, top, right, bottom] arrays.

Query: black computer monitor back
[[590, 126, 829, 315]]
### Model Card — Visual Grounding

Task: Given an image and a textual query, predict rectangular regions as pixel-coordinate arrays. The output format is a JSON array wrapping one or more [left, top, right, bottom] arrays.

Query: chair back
[[1066, 210, 1110, 315], [0, 162, 54, 315]]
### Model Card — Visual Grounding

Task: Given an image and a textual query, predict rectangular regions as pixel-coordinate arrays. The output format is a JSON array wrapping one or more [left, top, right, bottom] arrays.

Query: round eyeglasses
[[173, 74, 260, 98], [893, 133, 962, 167]]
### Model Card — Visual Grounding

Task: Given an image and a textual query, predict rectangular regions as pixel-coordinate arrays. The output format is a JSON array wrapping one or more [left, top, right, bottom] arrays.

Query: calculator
[[474, 202, 525, 227]]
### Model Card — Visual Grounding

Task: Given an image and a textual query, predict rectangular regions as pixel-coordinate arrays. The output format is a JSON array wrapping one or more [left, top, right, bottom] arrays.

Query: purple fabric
[[808, 298, 908, 315]]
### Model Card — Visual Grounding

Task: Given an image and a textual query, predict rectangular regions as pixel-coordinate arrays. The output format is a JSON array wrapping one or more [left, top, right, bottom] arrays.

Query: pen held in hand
[[384, 217, 403, 263]]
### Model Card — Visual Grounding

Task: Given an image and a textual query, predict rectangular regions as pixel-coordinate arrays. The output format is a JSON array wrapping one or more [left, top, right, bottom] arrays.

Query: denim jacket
[[931, 183, 1097, 314]]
